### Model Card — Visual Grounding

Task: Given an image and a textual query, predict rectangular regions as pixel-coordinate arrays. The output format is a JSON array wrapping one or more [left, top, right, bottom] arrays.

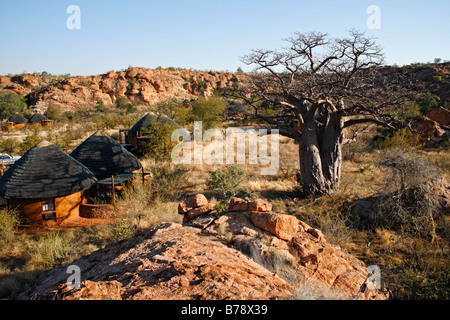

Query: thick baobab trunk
[[298, 114, 344, 196]]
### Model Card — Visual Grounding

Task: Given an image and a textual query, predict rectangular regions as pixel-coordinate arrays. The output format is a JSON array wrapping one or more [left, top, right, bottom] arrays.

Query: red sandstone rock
[[228, 198, 272, 212], [178, 194, 209, 214], [183, 203, 215, 222], [19, 223, 292, 300], [249, 211, 299, 241], [427, 107, 450, 126]]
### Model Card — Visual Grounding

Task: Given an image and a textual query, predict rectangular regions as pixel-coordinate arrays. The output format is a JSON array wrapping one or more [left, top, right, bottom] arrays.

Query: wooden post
[[111, 175, 116, 208], [141, 167, 145, 185]]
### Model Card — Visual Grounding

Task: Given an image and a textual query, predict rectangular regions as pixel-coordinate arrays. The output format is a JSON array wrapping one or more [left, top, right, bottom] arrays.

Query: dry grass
[[1, 124, 449, 299]]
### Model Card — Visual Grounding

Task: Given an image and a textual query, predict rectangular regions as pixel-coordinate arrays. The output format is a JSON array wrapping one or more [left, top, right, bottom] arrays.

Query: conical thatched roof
[[128, 113, 190, 139], [70, 135, 142, 178], [27, 113, 48, 123], [8, 113, 28, 124], [0, 141, 97, 199]]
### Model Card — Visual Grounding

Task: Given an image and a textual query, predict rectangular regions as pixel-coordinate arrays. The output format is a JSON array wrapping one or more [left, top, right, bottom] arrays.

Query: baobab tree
[[233, 30, 418, 195]]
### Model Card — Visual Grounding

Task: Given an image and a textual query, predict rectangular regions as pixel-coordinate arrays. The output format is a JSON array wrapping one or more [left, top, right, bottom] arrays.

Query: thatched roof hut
[[70, 135, 142, 179], [8, 113, 28, 124], [124, 113, 190, 150], [128, 113, 185, 135], [0, 141, 97, 225], [27, 113, 48, 123]]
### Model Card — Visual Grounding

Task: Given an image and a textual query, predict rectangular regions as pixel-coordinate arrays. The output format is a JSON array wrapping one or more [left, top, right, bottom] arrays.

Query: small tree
[[95, 99, 107, 112], [155, 97, 190, 126], [140, 118, 179, 160], [115, 96, 136, 113], [44, 104, 63, 120], [190, 96, 226, 130], [417, 92, 439, 115], [0, 92, 27, 119]]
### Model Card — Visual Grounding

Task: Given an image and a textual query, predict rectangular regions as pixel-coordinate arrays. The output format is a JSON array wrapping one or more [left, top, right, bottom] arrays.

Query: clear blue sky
[[0, 0, 449, 76]]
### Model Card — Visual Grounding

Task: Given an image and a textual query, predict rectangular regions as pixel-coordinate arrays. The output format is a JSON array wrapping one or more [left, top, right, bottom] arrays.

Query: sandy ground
[[17, 215, 119, 234]]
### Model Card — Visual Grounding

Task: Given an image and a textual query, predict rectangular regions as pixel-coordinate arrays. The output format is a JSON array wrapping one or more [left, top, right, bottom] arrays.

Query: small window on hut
[[42, 198, 55, 212]]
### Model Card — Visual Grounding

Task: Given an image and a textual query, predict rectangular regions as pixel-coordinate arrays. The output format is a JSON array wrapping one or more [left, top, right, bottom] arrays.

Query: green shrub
[[114, 96, 135, 113], [95, 99, 107, 112], [155, 98, 190, 126], [19, 135, 41, 153], [373, 127, 423, 150], [417, 92, 439, 115], [393, 266, 450, 300], [0, 92, 27, 119], [111, 219, 135, 241], [207, 165, 246, 199], [190, 96, 226, 130], [0, 138, 21, 155], [141, 118, 179, 160]]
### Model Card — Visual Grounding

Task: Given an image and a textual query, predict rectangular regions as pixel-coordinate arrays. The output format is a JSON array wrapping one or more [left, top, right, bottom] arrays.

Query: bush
[[375, 149, 441, 239], [0, 209, 20, 245], [207, 165, 246, 199], [140, 118, 179, 160], [417, 92, 439, 115], [44, 104, 63, 120], [378, 148, 439, 190], [95, 99, 107, 112], [190, 96, 226, 130], [149, 162, 189, 201], [0, 92, 27, 119], [111, 219, 135, 241], [0, 138, 21, 155], [19, 135, 41, 153], [114, 96, 135, 113], [373, 127, 423, 150], [393, 266, 450, 300], [29, 232, 70, 269], [155, 97, 190, 126]]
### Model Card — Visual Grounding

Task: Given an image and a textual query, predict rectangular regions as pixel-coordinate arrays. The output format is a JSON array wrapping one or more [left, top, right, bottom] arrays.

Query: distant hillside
[[0, 67, 241, 111], [0, 63, 448, 111]]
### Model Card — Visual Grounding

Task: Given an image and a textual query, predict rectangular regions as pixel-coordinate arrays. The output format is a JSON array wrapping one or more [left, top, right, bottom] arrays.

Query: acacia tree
[[233, 30, 417, 195]]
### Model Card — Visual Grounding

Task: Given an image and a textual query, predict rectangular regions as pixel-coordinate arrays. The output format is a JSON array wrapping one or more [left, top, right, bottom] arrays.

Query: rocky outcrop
[[1, 67, 240, 111], [180, 195, 387, 300], [427, 107, 450, 126], [18, 222, 292, 300], [409, 115, 449, 143], [18, 195, 387, 300]]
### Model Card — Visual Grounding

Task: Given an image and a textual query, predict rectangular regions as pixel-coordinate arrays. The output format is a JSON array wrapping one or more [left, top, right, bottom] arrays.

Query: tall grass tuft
[[0, 208, 20, 245], [28, 232, 71, 270]]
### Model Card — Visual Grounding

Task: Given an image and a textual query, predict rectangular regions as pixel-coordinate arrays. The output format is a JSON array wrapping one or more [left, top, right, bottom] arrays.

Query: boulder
[[228, 198, 272, 212], [427, 107, 450, 126], [183, 203, 215, 222], [249, 211, 299, 241], [178, 194, 209, 214], [0, 76, 10, 85], [410, 116, 445, 141]]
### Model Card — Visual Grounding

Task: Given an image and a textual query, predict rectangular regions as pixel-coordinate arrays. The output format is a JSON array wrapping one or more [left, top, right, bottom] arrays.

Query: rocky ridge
[[0, 67, 240, 110], [19, 195, 387, 300]]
